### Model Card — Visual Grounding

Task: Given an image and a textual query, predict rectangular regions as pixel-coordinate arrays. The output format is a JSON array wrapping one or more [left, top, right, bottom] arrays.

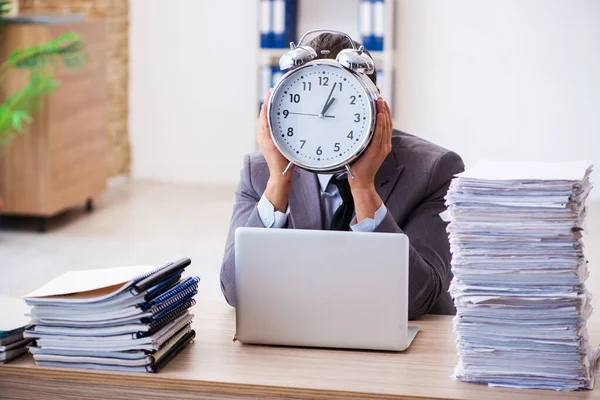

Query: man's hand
[[257, 89, 293, 212], [348, 98, 393, 222]]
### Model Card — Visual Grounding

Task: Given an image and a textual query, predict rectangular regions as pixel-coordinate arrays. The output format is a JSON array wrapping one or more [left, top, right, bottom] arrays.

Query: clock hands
[[319, 82, 337, 118], [321, 96, 336, 117], [288, 112, 335, 118]]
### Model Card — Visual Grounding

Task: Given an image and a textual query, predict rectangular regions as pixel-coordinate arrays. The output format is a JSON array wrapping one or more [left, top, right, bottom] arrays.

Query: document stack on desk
[[0, 296, 34, 363], [23, 258, 198, 373], [445, 160, 598, 391]]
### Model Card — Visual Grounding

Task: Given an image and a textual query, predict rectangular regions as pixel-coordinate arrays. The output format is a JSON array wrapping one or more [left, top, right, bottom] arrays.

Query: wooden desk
[[1, 300, 599, 400]]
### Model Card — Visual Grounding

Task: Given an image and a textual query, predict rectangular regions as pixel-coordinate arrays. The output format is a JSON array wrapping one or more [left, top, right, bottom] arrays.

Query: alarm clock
[[267, 29, 379, 178]]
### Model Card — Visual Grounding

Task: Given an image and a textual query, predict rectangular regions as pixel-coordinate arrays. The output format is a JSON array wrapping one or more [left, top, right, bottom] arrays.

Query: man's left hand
[[348, 97, 393, 222]]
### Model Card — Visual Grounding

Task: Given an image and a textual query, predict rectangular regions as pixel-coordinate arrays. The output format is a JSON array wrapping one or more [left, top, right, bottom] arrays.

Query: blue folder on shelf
[[272, 0, 298, 49], [359, 0, 373, 50], [372, 0, 385, 51], [260, 0, 273, 48]]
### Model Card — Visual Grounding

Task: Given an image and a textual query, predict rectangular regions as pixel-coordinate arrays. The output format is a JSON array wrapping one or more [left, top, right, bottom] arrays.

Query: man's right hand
[[257, 89, 293, 212]]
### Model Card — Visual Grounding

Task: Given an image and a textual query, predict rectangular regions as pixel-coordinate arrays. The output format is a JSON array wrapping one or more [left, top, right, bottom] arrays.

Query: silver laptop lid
[[235, 228, 411, 351]]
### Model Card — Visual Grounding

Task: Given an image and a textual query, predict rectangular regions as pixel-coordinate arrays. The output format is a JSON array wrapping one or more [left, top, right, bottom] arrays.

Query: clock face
[[268, 61, 376, 172]]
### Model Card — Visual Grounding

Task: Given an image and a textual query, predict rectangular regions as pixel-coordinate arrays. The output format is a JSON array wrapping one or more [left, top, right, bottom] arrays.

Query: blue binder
[[372, 0, 385, 51], [260, 0, 273, 48], [359, 0, 373, 50], [272, 0, 297, 49], [143, 276, 200, 311]]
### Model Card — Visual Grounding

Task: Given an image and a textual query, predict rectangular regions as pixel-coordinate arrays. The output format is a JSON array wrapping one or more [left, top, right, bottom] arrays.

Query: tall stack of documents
[[445, 160, 598, 391], [24, 258, 198, 373], [0, 296, 33, 363]]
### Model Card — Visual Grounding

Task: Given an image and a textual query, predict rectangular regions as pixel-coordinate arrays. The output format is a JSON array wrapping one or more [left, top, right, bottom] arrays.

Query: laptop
[[234, 227, 419, 351]]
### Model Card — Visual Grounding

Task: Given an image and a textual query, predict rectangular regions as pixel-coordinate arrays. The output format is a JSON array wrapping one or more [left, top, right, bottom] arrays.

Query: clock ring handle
[[295, 29, 358, 51]]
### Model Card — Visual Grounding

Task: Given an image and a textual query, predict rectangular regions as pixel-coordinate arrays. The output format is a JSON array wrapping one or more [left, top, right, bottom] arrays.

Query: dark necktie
[[330, 175, 355, 231]]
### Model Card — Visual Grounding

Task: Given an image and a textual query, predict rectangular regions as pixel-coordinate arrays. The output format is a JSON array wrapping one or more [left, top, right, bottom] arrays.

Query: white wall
[[130, 0, 600, 194], [128, 0, 366, 185], [394, 0, 600, 198], [130, 0, 258, 184]]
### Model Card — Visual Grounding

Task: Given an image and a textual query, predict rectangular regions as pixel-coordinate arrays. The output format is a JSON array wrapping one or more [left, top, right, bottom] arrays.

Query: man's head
[[306, 33, 377, 87]]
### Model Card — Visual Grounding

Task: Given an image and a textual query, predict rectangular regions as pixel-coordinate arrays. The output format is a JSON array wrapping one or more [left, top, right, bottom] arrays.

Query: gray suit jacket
[[220, 130, 465, 319]]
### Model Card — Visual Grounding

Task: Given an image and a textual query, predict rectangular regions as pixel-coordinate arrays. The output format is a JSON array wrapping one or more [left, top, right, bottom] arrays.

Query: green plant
[[0, 5, 87, 145]]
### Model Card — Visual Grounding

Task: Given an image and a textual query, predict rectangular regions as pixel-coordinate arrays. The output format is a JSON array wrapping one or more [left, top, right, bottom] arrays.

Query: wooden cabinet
[[0, 21, 107, 226]]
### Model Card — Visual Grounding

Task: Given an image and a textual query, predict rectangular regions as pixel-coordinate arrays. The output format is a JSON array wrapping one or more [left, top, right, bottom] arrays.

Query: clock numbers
[[271, 65, 372, 168]]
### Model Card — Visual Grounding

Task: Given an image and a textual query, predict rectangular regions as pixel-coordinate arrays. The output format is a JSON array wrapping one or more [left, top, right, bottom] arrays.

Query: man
[[220, 33, 464, 319]]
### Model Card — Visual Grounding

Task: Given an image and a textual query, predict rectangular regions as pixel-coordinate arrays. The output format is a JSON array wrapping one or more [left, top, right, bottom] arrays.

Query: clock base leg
[[282, 161, 295, 176], [345, 165, 356, 180]]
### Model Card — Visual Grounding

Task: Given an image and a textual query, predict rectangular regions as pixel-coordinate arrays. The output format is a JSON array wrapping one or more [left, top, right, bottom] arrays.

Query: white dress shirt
[[257, 174, 387, 232]]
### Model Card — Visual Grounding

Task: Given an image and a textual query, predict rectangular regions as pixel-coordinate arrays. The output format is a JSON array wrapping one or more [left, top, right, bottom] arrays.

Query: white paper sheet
[[0, 296, 30, 333], [458, 160, 593, 181], [26, 265, 159, 298]]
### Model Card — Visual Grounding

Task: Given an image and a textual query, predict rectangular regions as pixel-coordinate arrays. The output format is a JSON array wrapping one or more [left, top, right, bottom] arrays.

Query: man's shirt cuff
[[257, 194, 290, 228], [350, 203, 387, 232]]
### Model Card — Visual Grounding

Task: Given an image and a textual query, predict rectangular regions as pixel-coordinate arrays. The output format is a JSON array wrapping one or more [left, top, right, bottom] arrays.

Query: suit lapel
[[289, 168, 323, 230], [374, 151, 405, 204]]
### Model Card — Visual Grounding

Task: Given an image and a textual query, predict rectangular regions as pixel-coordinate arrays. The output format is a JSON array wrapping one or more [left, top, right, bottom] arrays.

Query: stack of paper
[[445, 160, 599, 390], [24, 258, 198, 373], [0, 296, 33, 363]]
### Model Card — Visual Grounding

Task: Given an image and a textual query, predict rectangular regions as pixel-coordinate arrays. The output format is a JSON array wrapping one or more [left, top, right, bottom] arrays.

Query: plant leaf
[[4, 32, 87, 71]]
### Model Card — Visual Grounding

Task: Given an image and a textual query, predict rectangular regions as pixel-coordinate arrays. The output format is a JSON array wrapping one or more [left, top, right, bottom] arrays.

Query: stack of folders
[[359, 0, 385, 51], [23, 258, 199, 373], [260, 0, 298, 49], [445, 160, 599, 390], [0, 296, 34, 363]]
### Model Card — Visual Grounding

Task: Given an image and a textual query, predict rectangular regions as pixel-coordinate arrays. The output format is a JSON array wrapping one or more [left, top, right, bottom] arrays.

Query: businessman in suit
[[220, 33, 464, 319]]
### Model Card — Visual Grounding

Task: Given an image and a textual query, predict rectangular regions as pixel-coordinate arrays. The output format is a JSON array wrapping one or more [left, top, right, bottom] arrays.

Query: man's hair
[[306, 33, 377, 86]]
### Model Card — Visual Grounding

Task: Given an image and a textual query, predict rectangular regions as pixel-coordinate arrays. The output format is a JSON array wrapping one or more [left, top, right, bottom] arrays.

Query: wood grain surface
[[1, 300, 599, 400]]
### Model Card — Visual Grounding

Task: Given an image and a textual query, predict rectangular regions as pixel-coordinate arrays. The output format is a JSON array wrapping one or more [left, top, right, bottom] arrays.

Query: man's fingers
[[384, 101, 392, 139], [259, 89, 274, 129], [375, 98, 386, 147]]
